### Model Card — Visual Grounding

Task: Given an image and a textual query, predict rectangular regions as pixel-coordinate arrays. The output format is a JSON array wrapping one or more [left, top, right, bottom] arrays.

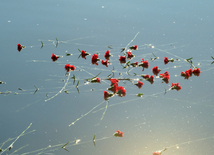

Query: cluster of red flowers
[[104, 78, 126, 100], [113, 130, 123, 137], [171, 83, 181, 91], [142, 74, 154, 84], [181, 68, 201, 79], [64, 64, 75, 72]]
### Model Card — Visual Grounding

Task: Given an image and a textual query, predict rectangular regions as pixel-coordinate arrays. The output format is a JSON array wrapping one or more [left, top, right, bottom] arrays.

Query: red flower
[[113, 130, 123, 137], [108, 83, 118, 93], [147, 75, 154, 84], [153, 152, 161, 155], [64, 64, 75, 72], [104, 50, 111, 59], [103, 91, 114, 100], [171, 83, 181, 91], [110, 78, 119, 86], [127, 51, 135, 59], [152, 66, 161, 76], [130, 62, 138, 67], [159, 71, 170, 84], [91, 77, 101, 83], [192, 68, 201, 76], [129, 45, 138, 50], [142, 74, 150, 79], [91, 54, 99, 65], [164, 57, 169, 64], [119, 55, 126, 63], [51, 53, 58, 62], [17, 43, 22, 52], [139, 58, 149, 70], [181, 69, 192, 79], [135, 81, 143, 89], [116, 86, 126, 97], [81, 50, 89, 59], [101, 60, 109, 67]]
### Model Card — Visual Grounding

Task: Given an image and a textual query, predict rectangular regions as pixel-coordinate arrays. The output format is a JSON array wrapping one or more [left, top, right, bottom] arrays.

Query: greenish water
[[1, 1, 214, 155]]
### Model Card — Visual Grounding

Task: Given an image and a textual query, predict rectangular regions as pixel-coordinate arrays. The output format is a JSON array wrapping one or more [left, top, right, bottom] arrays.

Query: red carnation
[[108, 83, 118, 93], [103, 91, 114, 100], [91, 54, 100, 65], [91, 77, 101, 83], [119, 55, 126, 63], [171, 83, 181, 91], [130, 62, 138, 67], [129, 45, 138, 50], [139, 58, 149, 70], [135, 81, 144, 89], [113, 130, 123, 137], [192, 68, 201, 76], [51, 53, 59, 62], [159, 71, 170, 84], [152, 66, 161, 76], [116, 86, 126, 97], [147, 75, 154, 84], [64, 64, 75, 72], [17, 43, 22, 52], [110, 78, 119, 86], [164, 57, 169, 64], [142, 74, 150, 79], [81, 50, 89, 59], [104, 50, 111, 60], [101, 60, 109, 67], [127, 51, 135, 59]]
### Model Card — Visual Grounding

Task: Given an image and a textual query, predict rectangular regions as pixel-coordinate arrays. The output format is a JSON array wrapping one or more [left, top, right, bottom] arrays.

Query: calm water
[[1, 1, 214, 155]]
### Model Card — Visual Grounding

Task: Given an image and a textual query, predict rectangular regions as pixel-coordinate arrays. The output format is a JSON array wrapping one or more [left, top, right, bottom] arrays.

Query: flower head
[[139, 58, 149, 70], [130, 62, 138, 67], [51, 53, 59, 62], [17, 43, 22, 52], [127, 51, 135, 59], [171, 83, 181, 91], [64, 64, 75, 72], [110, 78, 119, 86], [116, 86, 126, 97], [181, 69, 192, 79], [129, 45, 138, 50], [192, 68, 201, 76], [91, 77, 101, 83], [159, 71, 170, 84], [91, 54, 100, 65], [113, 130, 123, 137], [135, 81, 143, 89], [104, 50, 111, 59], [119, 55, 126, 63], [164, 57, 169, 64], [81, 50, 89, 59], [103, 91, 114, 100], [101, 60, 109, 67], [152, 66, 161, 76]]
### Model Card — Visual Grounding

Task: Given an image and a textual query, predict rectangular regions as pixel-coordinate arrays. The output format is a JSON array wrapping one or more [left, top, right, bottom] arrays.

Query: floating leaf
[[62, 141, 69, 149], [136, 93, 143, 97], [107, 45, 113, 49], [55, 38, 58, 47], [93, 134, 96, 142], [41, 41, 43, 49], [66, 53, 72, 56], [211, 56, 214, 64]]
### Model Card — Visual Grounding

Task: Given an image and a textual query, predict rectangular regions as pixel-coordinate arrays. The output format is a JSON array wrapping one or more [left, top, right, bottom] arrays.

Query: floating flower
[[130, 62, 138, 67], [104, 50, 111, 59], [171, 83, 181, 91], [135, 81, 144, 89], [101, 60, 109, 67], [192, 68, 201, 76], [91, 77, 101, 83], [103, 91, 114, 100], [129, 45, 138, 50], [119, 55, 126, 63], [51, 53, 62, 62], [142, 74, 150, 79], [139, 58, 149, 70], [147, 75, 154, 84], [159, 71, 170, 84], [164, 57, 169, 64], [110, 78, 119, 86], [91, 54, 100, 65], [181, 69, 192, 79], [81, 50, 89, 59], [17, 43, 22, 52], [108, 83, 118, 93], [113, 130, 123, 137], [152, 66, 161, 76], [116, 86, 126, 97], [127, 51, 135, 59], [64, 64, 75, 72]]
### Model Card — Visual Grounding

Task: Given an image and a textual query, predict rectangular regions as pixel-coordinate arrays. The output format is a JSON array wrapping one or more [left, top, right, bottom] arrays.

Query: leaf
[[71, 74, 76, 84], [66, 53, 72, 56], [85, 72, 101, 81], [108, 45, 113, 49], [78, 49, 82, 53], [136, 93, 143, 97], [41, 41, 43, 49], [76, 80, 79, 88], [78, 54, 81, 59], [211, 56, 214, 60], [186, 57, 193, 61], [62, 142, 69, 148], [93, 134, 96, 142]]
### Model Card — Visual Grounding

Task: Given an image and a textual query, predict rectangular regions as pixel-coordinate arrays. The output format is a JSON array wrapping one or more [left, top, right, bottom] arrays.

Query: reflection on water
[[1, 1, 214, 155]]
